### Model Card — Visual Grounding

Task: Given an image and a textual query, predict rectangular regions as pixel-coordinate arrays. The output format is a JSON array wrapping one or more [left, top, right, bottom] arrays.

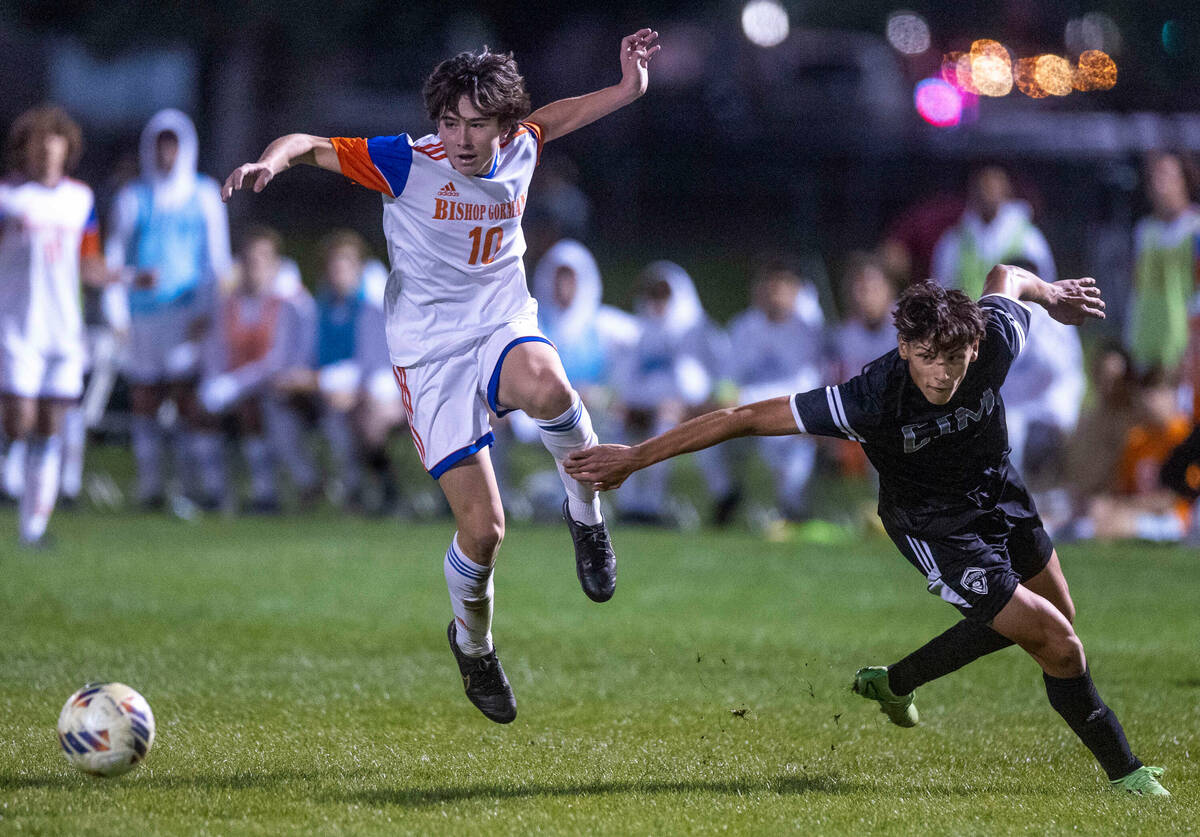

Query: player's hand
[[565, 444, 638, 491], [619, 28, 661, 99], [133, 269, 157, 289], [222, 162, 277, 201], [1045, 277, 1105, 326]]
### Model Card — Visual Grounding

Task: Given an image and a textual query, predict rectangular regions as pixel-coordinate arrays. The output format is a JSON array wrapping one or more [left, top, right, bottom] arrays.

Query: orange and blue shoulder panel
[[80, 205, 101, 258], [331, 135, 414, 198]]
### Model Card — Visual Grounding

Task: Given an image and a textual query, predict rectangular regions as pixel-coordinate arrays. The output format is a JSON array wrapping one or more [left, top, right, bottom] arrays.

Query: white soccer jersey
[[331, 123, 544, 367], [0, 176, 97, 358]]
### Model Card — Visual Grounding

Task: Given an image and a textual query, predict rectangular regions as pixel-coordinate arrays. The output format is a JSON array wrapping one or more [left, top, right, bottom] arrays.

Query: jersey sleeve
[[790, 370, 880, 442], [977, 293, 1032, 384], [519, 121, 544, 164], [330, 134, 414, 198], [79, 205, 101, 259]]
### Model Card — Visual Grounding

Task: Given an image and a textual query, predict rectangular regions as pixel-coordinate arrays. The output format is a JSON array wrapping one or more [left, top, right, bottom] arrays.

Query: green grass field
[[1, 507, 1196, 835]]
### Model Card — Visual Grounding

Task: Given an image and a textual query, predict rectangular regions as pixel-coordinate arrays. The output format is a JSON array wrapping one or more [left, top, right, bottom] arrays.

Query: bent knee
[[459, 521, 505, 563], [524, 371, 573, 420], [1042, 631, 1086, 676]]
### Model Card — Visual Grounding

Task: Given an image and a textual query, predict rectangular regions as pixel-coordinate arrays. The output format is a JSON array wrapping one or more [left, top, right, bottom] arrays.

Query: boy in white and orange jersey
[[223, 30, 661, 723], [0, 105, 107, 547]]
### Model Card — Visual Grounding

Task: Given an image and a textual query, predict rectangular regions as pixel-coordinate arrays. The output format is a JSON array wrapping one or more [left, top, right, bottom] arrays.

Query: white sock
[[132, 414, 165, 501], [264, 399, 319, 493], [4, 438, 26, 499], [534, 392, 602, 525], [19, 435, 62, 544], [60, 407, 86, 500], [444, 534, 494, 657], [240, 435, 277, 504], [320, 408, 362, 495], [191, 431, 227, 501]]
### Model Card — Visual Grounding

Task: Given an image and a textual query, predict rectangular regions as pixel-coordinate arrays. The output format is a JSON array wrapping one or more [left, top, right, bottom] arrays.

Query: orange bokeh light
[[969, 39, 1007, 61], [1015, 57, 1050, 98], [1033, 54, 1074, 96], [967, 39, 1013, 96], [1073, 49, 1118, 91]]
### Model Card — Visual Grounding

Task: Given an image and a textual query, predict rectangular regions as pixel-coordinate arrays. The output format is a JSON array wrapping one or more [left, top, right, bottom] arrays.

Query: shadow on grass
[[333, 773, 864, 807], [1, 774, 80, 791], [0, 768, 346, 793], [5, 769, 1040, 802]]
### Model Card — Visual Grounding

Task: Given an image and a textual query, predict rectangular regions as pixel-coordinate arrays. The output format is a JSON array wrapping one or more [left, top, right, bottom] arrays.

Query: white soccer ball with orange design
[[57, 682, 156, 777]]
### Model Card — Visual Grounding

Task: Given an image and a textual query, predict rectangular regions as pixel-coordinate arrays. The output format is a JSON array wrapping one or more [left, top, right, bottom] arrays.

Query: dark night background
[[3, 1, 1198, 321]]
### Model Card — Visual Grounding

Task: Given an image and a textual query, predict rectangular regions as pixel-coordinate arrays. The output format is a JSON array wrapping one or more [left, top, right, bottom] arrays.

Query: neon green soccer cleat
[[852, 666, 919, 728], [1111, 766, 1170, 796]]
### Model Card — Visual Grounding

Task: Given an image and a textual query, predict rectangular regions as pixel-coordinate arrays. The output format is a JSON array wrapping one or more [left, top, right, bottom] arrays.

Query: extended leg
[[14, 398, 69, 546], [438, 451, 515, 724], [497, 340, 616, 602], [886, 552, 1074, 696], [991, 585, 1164, 792]]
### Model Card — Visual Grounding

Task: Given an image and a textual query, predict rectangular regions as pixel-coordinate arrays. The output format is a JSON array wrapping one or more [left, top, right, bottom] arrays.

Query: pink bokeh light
[[914, 77, 963, 127]]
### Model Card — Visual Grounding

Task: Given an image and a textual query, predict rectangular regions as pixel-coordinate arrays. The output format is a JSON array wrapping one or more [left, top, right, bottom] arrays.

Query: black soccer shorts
[[883, 506, 1055, 624]]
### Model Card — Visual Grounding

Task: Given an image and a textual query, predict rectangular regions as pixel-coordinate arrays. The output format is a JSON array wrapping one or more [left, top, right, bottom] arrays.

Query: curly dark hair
[[893, 281, 986, 355], [422, 48, 530, 136], [5, 104, 84, 175]]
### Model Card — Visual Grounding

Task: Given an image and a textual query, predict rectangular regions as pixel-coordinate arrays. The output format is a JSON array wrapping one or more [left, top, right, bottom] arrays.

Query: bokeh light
[[1033, 54, 1073, 96], [741, 0, 789, 48], [969, 39, 1006, 60], [939, 51, 981, 95], [1015, 57, 1049, 98], [940, 51, 963, 86], [914, 77, 962, 127], [886, 11, 931, 55], [1162, 20, 1181, 56], [1065, 12, 1122, 56], [969, 39, 1013, 96], [1073, 50, 1117, 92]]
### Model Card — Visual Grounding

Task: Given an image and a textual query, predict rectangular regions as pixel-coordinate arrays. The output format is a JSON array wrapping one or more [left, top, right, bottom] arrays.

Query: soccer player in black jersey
[[566, 264, 1168, 795]]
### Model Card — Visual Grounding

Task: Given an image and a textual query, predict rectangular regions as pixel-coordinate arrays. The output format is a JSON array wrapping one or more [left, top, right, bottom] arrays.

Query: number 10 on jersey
[[468, 226, 503, 265]]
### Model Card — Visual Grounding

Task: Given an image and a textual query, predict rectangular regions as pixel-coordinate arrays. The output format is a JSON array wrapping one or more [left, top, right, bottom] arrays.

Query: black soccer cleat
[[562, 498, 617, 603], [447, 620, 517, 724]]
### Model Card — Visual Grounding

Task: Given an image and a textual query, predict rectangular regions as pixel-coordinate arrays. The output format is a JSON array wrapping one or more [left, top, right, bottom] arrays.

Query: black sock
[[1043, 668, 1141, 781], [365, 447, 398, 503], [365, 447, 392, 477], [887, 619, 1014, 696]]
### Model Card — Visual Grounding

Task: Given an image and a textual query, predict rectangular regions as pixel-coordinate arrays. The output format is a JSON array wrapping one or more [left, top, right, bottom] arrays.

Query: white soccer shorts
[[0, 346, 84, 400], [392, 314, 553, 479]]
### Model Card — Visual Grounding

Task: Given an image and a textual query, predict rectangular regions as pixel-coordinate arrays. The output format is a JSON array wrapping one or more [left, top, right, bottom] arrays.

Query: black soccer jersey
[[792, 294, 1033, 537]]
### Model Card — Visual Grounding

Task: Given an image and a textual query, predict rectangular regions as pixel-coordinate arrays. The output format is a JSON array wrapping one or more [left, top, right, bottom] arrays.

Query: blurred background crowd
[[2, 1, 1200, 544]]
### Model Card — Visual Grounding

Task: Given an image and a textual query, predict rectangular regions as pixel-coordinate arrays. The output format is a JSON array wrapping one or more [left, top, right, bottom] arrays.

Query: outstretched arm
[[564, 396, 796, 490], [527, 28, 660, 142], [982, 264, 1105, 326], [221, 134, 342, 201]]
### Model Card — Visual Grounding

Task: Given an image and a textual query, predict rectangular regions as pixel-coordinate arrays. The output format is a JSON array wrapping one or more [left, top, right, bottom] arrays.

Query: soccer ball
[[57, 682, 156, 777]]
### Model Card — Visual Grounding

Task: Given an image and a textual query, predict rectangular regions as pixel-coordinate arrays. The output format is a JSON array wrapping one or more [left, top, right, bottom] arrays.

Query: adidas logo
[[437, 181, 459, 197]]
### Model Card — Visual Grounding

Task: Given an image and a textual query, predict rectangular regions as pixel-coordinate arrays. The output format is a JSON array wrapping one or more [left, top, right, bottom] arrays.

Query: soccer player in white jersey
[[223, 30, 661, 723], [0, 106, 107, 546]]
